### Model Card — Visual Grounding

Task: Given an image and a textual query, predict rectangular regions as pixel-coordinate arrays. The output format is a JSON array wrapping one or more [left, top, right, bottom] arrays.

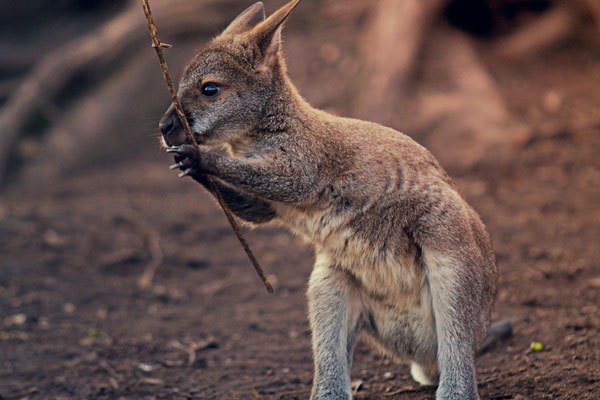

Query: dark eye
[[201, 82, 220, 97]]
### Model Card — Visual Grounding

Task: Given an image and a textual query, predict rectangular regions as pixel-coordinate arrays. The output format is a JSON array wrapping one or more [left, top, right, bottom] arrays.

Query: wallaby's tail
[[478, 320, 513, 354]]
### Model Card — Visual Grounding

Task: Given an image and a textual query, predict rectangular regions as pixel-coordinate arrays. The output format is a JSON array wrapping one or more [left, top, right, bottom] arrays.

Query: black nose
[[160, 112, 175, 136]]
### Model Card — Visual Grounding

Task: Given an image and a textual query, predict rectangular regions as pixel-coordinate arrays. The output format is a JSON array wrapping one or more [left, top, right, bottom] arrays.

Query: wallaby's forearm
[[191, 174, 277, 224], [202, 151, 319, 204]]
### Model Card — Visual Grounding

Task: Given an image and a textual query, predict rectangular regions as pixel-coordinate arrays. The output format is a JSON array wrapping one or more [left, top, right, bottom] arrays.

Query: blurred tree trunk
[[352, 0, 448, 123], [0, 0, 240, 184], [0, 0, 598, 186]]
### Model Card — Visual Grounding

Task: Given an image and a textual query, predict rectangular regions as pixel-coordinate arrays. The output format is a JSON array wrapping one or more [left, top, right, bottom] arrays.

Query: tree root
[[494, 3, 581, 59]]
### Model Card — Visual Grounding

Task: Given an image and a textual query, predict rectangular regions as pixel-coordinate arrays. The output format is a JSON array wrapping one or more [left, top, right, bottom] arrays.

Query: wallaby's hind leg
[[308, 256, 363, 400], [424, 250, 485, 400]]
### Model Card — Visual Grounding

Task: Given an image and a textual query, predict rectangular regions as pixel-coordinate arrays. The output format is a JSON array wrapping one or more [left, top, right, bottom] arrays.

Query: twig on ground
[[137, 228, 163, 289], [245, 376, 260, 399], [99, 359, 123, 382], [384, 386, 428, 396], [169, 337, 217, 366], [170, 340, 198, 366], [128, 203, 164, 289], [140, 0, 273, 293]]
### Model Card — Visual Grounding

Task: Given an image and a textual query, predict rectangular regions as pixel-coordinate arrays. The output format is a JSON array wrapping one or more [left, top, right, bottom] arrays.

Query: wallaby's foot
[[167, 144, 202, 178], [410, 362, 439, 386], [310, 388, 352, 400]]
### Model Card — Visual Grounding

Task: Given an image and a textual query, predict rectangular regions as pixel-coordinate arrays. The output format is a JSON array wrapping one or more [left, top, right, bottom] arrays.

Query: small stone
[[96, 308, 108, 319], [152, 284, 167, 296], [4, 313, 26, 326], [383, 371, 395, 380], [542, 90, 562, 113], [137, 362, 159, 372], [38, 317, 50, 330], [63, 303, 76, 314], [140, 377, 164, 385], [43, 229, 67, 247], [588, 276, 600, 288]]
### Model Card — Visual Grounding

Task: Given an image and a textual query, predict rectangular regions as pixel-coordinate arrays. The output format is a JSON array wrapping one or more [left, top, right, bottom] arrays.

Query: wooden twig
[[140, 0, 273, 293], [137, 228, 163, 289], [169, 337, 218, 366], [127, 202, 164, 289]]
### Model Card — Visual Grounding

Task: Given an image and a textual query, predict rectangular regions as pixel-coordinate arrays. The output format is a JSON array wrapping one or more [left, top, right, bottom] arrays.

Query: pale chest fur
[[272, 201, 425, 306]]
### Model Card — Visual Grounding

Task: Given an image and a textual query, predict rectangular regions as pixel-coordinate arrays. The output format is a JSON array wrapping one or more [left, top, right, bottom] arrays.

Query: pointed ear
[[261, 26, 283, 68], [250, 0, 301, 64], [220, 2, 265, 37]]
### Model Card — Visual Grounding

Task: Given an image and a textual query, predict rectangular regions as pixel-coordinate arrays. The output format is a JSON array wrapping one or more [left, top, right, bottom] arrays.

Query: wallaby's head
[[160, 0, 301, 147]]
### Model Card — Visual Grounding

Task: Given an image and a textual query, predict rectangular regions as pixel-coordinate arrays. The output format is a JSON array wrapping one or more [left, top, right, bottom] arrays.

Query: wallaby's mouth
[[159, 103, 203, 147], [162, 130, 204, 148]]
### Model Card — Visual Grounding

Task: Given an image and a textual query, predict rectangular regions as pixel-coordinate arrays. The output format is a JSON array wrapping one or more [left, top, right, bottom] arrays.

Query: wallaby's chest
[[273, 201, 425, 300], [272, 203, 343, 243]]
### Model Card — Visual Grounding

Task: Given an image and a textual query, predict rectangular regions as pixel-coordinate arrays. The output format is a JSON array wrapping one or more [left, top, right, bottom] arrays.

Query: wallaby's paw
[[166, 145, 201, 178], [166, 144, 197, 158]]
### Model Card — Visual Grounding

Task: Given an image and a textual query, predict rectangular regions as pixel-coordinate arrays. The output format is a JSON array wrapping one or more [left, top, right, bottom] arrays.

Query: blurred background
[[1, 0, 599, 399]]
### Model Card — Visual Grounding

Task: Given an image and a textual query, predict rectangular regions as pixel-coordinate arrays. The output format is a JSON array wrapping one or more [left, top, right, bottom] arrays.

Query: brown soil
[[1, 9, 600, 400]]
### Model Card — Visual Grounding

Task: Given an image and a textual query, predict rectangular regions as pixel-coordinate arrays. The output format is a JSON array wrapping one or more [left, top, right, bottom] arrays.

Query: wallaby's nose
[[160, 112, 175, 136]]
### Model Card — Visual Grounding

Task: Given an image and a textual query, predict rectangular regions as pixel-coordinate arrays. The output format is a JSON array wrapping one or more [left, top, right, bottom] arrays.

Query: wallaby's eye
[[201, 82, 220, 98]]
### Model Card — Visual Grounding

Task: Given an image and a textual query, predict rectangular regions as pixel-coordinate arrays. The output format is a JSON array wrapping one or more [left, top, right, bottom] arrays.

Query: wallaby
[[159, 1, 508, 399]]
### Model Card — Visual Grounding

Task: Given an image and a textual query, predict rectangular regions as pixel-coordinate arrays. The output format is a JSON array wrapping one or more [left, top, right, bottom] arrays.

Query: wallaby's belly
[[361, 286, 437, 362], [273, 202, 423, 289], [352, 251, 436, 362], [275, 202, 437, 361]]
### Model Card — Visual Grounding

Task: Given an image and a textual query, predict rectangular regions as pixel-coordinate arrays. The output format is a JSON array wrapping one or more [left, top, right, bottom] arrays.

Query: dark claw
[[166, 144, 197, 158], [167, 145, 200, 178]]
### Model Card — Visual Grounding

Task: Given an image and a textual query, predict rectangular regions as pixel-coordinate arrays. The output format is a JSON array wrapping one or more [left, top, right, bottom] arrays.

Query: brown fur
[[160, 2, 497, 399]]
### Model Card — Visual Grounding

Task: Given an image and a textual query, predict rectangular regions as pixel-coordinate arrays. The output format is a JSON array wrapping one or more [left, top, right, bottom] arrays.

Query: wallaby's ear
[[220, 2, 265, 37], [250, 0, 301, 67]]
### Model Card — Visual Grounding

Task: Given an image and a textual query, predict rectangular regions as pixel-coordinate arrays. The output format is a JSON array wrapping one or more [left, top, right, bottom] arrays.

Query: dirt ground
[[1, 5, 600, 400]]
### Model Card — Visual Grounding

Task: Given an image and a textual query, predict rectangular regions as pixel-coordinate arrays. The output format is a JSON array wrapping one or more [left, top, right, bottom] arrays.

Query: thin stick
[[140, 0, 273, 293], [140, 0, 194, 144]]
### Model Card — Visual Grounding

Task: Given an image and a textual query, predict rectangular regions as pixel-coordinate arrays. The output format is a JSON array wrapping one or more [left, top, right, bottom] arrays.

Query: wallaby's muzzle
[[159, 103, 188, 146]]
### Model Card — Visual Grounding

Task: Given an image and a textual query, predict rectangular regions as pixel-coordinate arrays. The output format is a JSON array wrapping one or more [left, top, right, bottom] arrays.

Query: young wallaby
[[159, 1, 501, 399]]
